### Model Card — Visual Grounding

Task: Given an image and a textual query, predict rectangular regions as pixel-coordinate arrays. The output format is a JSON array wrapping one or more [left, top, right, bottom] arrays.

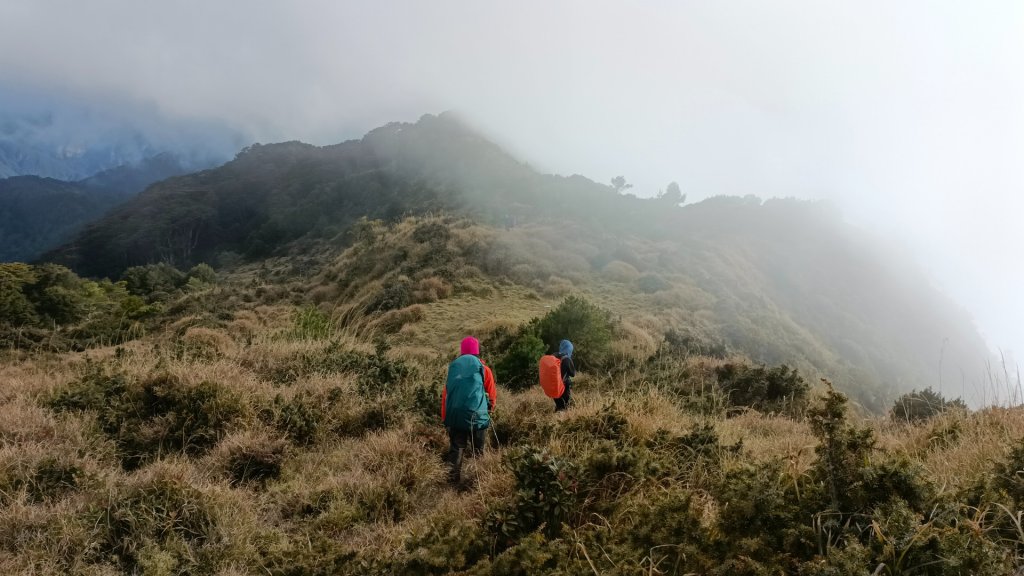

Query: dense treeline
[[0, 261, 215, 349]]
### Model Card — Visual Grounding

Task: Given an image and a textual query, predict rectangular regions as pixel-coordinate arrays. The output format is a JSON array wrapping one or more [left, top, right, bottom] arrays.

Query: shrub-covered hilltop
[[2, 114, 1019, 573]]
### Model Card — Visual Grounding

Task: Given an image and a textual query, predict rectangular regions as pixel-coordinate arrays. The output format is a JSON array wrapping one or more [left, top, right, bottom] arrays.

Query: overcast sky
[[1, 0, 1021, 365]]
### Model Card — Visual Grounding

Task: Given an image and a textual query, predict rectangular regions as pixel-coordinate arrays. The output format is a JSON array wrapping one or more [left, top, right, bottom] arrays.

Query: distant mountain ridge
[[0, 153, 206, 263]]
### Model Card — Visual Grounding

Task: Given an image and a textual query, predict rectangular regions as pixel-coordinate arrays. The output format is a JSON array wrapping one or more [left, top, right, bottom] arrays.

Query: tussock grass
[[1, 217, 1021, 573]]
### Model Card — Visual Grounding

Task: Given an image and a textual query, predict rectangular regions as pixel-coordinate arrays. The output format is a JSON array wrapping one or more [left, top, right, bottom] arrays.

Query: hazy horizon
[[1, 0, 1020, 370]]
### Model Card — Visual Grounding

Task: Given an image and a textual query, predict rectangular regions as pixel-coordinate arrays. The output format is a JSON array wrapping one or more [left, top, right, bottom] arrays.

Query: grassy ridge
[[1, 213, 1018, 573], [2, 297, 1024, 574]]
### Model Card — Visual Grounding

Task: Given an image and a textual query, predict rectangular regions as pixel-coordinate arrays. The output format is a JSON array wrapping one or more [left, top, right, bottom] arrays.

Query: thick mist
[[1, 1, 1020, 380]]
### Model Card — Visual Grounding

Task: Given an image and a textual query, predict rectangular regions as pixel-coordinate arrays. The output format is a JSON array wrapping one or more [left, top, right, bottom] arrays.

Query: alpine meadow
[[2, 113, 1023, 575], [3, 2, 1024, 574]]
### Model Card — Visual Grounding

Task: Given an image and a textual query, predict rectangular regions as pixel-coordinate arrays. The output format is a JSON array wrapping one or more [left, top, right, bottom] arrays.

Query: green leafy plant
[[486, 446, 579, 547], [493, 331, 546, 392]]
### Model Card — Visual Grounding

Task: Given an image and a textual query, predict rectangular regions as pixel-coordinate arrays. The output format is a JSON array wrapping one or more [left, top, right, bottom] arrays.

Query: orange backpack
[[538, 354, 564, 398]]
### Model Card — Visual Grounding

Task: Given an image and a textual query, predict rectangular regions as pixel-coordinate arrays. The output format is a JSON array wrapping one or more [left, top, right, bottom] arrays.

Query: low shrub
[[486, 446, 579, 547], [271, 391, 330, 445], [224, 435, 290, 486], [493, 331, 546, 392], [178, 326, 232, 361], [88, 462, 221, 573], [715, 362, 809, 416], [890, 387, 967, 423], [561, 403, 631, 445], [599, 489, 712, 574], [636, 273, 672, 294], [389, 516, 489, 575], [535, 295, 615, 369], [355, 340, 416, 399], [368, 279, 412, 312], [27, 456, 89, 503], [714, 459, 817, 570], [373, 304, 425, 334], [663, 326, 729, 358], [49, 368, 246, 469]]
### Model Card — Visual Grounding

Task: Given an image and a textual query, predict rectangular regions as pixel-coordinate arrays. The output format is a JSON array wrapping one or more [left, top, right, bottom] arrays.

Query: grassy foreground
[[2, 293, 1024, 576], [1, 214, 1022, 574]]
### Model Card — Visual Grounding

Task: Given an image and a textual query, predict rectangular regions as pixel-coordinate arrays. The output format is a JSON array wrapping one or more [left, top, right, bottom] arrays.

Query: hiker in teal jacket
[[442, 336, 495, 484]]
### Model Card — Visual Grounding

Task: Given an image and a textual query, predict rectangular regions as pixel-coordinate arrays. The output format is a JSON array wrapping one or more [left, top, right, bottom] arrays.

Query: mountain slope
[[0, 154, 203, 263], [42, 113, 991, 406]]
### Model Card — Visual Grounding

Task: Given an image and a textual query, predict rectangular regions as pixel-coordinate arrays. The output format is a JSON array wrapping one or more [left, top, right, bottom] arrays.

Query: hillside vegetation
[[1, 114, 1015, 574], [0, 154, 198, 263], [42, 114, 988, 407], [2, 243, 1023, 574]]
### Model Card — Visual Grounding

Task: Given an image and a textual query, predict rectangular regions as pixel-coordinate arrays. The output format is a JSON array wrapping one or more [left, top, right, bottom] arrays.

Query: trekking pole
[[491, 418, 501, 450]]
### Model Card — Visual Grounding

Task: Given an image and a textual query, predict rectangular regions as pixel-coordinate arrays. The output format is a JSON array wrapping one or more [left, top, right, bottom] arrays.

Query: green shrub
[[368, 279, 412, 312], [408, 381, 442, 424], [561, 403, 631, 445], [121, 376, 244, 467], [578, 440, 662, 501], [808, 384, 875, 517], [804, 382, 936, 549], [890, 387, 966, 423], [48, 361, 130, 413], [863, 499, 1011, 575], [121, 263, 187, 299], [390, 516, 489, 575], [643, 423, 739, 483], [481, 532, 565, 576], [486, 446, 579, 547], [186, 263, 218, 284], [715, 362, 809, 416], [354, 340, 415, 399], [606, 490, 711, 575], [493, 331, 546, 391], [273, 391, 327, 445], [0, 262, 40, 325], [991, 438, 1024, 507], [714, 459, 817, 570], [535, 295, 615, 369]]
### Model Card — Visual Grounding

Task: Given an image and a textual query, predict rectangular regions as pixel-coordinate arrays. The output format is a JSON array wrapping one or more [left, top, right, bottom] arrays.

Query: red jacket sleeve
[[441, 386, 447, 423], [483, 365, 497, 413]]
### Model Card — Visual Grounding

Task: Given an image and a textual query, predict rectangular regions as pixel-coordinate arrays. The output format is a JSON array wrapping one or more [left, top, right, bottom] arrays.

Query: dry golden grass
[[878, 407, 1024, 495], [3, 272, 1024, 573]]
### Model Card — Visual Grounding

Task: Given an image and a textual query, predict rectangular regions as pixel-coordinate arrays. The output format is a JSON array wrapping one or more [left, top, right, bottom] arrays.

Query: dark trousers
[[554, 381, 573, 412], [447, 427, 486, 483]]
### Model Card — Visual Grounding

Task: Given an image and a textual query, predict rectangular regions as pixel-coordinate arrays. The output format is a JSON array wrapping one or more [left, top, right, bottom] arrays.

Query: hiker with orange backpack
[[441, 336, 497, 484], [539, 339, 576, 412]]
